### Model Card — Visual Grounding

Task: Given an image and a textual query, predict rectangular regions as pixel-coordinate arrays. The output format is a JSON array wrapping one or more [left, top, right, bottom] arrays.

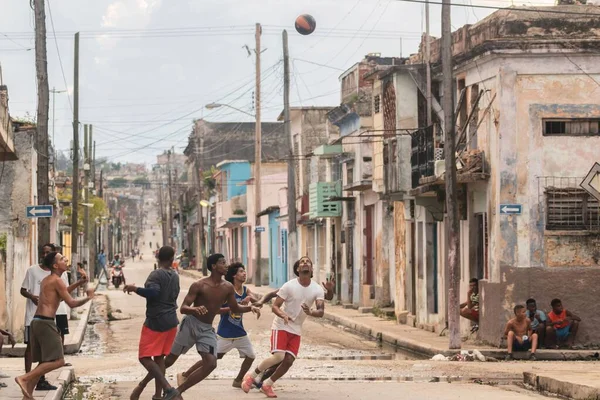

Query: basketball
[[295, 14, 316, 35]]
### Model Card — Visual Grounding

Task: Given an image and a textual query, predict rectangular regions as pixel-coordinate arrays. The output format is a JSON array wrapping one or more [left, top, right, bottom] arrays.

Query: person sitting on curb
[[546, 298, 581, 349], [460, 278, 479, 332], [0, 327, 16, 387], [526, 298, 547, 348], [504, 305, 538, 361]]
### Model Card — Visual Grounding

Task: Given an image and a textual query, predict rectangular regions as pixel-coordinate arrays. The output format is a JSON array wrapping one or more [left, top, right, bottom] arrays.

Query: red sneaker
[[241, 374, 255, 394], [261, 384, 277, 398]]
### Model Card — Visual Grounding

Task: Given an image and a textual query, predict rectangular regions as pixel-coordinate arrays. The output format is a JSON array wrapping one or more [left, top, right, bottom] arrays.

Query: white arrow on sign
[[501, 206, 520, 213], [29, 208, 51, 216]]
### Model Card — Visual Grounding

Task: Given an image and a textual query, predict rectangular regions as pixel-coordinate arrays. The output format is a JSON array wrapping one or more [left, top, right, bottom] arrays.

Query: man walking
[[15, 252, 94, 399], [242, 256, 326, 398], [97, 249, 108, 282], [124, 246, 181, 400], [177, 262, 260, 388], [129, 253, 259, 400]]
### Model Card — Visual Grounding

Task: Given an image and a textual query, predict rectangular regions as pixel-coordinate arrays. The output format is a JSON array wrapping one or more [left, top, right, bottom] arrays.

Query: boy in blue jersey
[[177, 262, 260, 388]]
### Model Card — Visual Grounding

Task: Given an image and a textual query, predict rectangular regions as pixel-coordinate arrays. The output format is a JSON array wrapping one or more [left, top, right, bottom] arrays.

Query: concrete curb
[[524, 372, 600, 400], [42, 368, 75, 400], [1, 281, 98, 357]]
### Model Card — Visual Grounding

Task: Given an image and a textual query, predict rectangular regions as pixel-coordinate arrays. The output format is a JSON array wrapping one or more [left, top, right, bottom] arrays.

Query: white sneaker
[[0, 370, 10, 378]]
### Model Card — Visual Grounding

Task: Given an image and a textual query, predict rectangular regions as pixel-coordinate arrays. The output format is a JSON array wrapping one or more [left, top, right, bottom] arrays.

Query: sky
[[1, 0, 553, 166]]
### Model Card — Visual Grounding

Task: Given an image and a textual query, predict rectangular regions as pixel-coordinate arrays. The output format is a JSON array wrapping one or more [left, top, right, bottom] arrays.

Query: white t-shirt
[[56, 272, 70, 316], [271, 278, 325, 336], [21, 265, 50, 326]]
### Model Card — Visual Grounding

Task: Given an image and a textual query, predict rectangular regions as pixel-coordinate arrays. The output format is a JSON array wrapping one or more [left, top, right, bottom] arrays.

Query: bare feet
[[130, 383, 145, 400], [15, 376, 33, 400]]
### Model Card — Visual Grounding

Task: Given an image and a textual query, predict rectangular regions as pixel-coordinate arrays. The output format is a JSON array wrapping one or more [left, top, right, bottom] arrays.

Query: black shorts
[[55, 314, 70, 336]]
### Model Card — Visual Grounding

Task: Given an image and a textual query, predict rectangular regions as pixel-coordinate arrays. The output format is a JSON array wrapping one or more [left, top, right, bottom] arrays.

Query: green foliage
[[0, 233, 7, 259], [132, 177, 150, 187], [108, 177, 128, 188], [233, 209, 245, 215]]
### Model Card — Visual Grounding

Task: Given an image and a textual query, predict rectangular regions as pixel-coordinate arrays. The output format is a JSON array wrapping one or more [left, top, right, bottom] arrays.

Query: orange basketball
[[295, 14, 316, 35]]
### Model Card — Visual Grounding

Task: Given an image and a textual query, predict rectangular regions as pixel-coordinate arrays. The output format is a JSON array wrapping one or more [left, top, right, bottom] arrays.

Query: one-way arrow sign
[[26, 205, 53, 218], [500, 204, 522, 215]]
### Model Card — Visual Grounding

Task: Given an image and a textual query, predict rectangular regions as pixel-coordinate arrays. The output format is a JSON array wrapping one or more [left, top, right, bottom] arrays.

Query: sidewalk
[[1, 281, 97, 357], [180, 268, 600, 361], [0, 367, 73, 400]]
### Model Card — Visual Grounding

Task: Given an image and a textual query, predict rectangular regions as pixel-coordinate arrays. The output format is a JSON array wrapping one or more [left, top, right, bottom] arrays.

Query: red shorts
[[271, 330, 301, 358], [138, 325, 177, 359]]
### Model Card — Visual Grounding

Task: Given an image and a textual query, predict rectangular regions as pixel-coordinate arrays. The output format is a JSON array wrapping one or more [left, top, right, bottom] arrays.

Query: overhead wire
[[46, 0, 73, 113]]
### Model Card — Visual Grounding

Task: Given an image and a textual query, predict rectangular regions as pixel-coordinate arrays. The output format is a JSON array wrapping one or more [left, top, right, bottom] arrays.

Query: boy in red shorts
[[242, 256, 326, 398], [124, 246, 181, 400]]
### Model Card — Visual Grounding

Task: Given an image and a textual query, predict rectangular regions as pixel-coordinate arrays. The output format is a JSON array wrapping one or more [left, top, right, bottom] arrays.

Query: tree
[[108, 177, 128, 188], [132, 177, 151, 187]]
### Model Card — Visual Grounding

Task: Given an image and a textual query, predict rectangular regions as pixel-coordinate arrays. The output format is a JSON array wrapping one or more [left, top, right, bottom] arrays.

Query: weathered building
[[392, 5, 600, 343]]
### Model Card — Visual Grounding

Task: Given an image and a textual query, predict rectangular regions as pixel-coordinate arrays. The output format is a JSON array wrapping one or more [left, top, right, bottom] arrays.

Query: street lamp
[[205, 103, 255, 118]]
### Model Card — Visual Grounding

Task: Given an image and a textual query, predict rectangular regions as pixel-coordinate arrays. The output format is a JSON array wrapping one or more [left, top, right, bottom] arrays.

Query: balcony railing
[[410, 126, 436, 188]]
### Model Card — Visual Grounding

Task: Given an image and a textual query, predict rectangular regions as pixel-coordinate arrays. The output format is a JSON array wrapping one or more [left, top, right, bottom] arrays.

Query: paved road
[[64, 225, 549, 399]]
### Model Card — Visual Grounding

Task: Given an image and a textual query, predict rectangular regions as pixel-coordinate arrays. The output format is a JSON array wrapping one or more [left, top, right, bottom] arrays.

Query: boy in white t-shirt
[[242, 256, 325, 398]]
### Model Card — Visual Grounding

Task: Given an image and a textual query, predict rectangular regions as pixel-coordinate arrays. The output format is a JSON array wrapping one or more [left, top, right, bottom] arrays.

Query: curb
[[524, 372, 600, 400], [42, 368, 75, 400]]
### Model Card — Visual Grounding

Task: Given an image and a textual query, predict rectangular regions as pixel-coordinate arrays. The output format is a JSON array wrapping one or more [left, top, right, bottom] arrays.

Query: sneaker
[[241, 374, 255, 393], [470, 324, 479, 334], [0, 371, 9, 379], [36, 380, 57, 391], [162, 387, 181, 400], [529, 353, 537, 361], [232, 379, 242, 388], [504, 353, 514, 361], [261, 384, 277, 398]]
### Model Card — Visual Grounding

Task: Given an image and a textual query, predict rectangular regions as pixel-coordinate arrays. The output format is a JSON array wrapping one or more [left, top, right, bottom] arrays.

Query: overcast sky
[[1, 0, 552, 165]]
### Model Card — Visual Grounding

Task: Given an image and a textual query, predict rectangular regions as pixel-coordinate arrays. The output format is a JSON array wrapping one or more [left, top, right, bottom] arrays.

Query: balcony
[[0, 86, 17, 161], [309, 182, 342, 218], [216, 194, 247, 228]]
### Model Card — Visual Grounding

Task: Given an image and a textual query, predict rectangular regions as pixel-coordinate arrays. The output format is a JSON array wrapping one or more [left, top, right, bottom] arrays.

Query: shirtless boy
[[130, 253, 259, 400], [504, 304, 538, 361], [177, 262, 260, 389], [15, 252, 94, 399], [242, 256, 326, 398]]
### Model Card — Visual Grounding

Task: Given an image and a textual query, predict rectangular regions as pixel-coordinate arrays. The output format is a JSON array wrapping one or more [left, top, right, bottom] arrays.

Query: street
[[56, 227, 551, 400]]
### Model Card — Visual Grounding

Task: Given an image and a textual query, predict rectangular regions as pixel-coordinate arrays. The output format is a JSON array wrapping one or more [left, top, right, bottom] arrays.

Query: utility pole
[[442, 0, 461, 349], [34, 0, 51, 248], [253, 23, 263, 286], [167, 151, 174, 247], [175, 166, 183, 252], [283, 30, 297, 266], [425, 1, 432, 126], [84, 124, 90, 280], [194, 131, 207, 275], [71, 32, 80, 315], [89, 126, 95, 278], [158, 179, 167, 247]]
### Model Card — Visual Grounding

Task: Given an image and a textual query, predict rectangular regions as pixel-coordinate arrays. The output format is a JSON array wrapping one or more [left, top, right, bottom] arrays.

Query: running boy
[[242, 256, 325, 398], [15, 252, 94, 399], [177, 262, 260, 389]]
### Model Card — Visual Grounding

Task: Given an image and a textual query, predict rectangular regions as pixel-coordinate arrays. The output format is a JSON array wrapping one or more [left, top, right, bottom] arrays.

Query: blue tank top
[[217, 286, 248, 338]]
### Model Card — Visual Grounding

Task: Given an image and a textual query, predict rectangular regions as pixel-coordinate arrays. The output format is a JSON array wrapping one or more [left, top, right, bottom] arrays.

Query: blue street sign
[[499, 204, 522, 215], [255, 226, 266, 233], [26, 205, 53, 218]]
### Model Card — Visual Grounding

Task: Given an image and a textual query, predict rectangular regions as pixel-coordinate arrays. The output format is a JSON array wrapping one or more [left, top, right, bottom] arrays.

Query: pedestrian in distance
[[97, 249, 109, 282], [129, 253, 260, 400], [177, 262, 261, 389], [242, 256, 326, 398], [125, 246, 181, 400], [15, 252, 94, 399]]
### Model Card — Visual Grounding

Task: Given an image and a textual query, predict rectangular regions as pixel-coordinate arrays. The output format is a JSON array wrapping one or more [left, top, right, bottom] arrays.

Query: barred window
[[545, 188, 600, 231], [374, 95, 381, 114], [543, 119, 600, 136]]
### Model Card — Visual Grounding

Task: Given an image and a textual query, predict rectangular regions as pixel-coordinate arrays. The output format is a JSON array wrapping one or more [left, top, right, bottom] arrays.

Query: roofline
[[277, 106, 338, 121], [215, 160, 249, 168]]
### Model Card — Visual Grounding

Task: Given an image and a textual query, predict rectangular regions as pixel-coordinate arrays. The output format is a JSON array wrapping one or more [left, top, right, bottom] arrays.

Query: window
[[543, 119, 600, 136], [374, 95, 381, 114], [546, 188, 600, 231]]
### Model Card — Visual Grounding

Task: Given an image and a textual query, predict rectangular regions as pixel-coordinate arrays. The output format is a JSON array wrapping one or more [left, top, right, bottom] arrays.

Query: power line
[[46, 0, 73, 113]]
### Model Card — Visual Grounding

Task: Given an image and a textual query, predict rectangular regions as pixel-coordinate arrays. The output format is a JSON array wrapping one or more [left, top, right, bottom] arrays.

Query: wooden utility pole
[[253, 23, 263, 286], [194, 131, 207, 275], [34, 0, 51, 248], [425, 0, 432, 126], [283, 30, 297, 264], [167, 150, 174, 246], [158, 180, 167, 248], [175, 167, 184, 252], [71, 32, 80, 310], [83, 124, 90, 279], [442, 0, 461, 349], [89, 126, 95, 277]]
